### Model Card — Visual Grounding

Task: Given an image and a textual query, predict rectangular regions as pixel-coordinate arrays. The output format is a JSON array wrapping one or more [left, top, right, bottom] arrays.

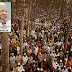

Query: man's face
[[0, 6, 7, 19]]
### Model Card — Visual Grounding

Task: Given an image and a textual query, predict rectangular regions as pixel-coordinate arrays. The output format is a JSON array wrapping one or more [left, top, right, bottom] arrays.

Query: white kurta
[[22, 56, 28, 65], [17, 65, 23, 72], [10, 56, 15, 68]]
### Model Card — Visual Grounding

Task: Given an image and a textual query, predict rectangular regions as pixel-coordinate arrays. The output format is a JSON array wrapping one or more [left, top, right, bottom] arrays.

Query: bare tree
[[26, 0, 33, 36], [1, 33, 9, 72], [20, 16, 24, 56], [64, 17, 72, 53]]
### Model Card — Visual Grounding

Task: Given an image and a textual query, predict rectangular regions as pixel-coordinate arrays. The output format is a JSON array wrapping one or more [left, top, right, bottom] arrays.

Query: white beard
[[0, 18, 7, 23]]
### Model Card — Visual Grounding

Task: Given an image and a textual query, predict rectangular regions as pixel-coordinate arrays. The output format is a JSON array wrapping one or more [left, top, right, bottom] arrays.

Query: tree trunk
[[1, 32, 9, 72], [26, 0, 32, 36], [64, 17, 72, 53], [20, 16, 24, 56]]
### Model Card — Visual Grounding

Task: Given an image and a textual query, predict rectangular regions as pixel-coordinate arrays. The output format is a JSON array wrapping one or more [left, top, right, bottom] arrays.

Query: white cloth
[[47, 46, 50, 53], [52, 61, 59, 69], [17, 65, 23, 72], [10, 56, 15, 68], [33, 46, 38, 54], [17, 46, 20, 52], [22, 55, 28, 65], [23, 42, 29, 47]]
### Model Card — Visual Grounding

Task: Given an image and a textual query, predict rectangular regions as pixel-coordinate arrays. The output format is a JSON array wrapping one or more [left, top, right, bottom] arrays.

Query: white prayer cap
[[37, 68, 40, 71], [60, 60, 62, 62], [35, 53, 37, 55], [53, 51, 55, 52], [15, 42, 16, 43], [65, 58, 67, 61], [32, 44, 34, 45], [67, 43, 69, 44], [51, 29, 53, 30], [44, 59, 46, 61], [17, 52, 19, 54], [64, 66, 66, 68], [12, 53, 14, 55], [57, 49, 59, 51], [41, 39, 42, 40], [50, 54, 52, 56], [44, 42, 46, 44], [71, 48, 72, 51], [33, 60, 35, 63], [50, 40, 51, 42], [24, 53, 26, 55], [60, 49, 62, 50], [66, 51, 69, 53], [40, 68, 43, 71], [11, 41, 12, 42], [39, 52, 41, 54], [0, 2, 6, 7], [18, 63, 20, 65]]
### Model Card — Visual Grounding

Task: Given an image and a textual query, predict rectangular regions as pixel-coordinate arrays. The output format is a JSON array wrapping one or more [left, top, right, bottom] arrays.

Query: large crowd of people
[[4, 6, 72, 72]]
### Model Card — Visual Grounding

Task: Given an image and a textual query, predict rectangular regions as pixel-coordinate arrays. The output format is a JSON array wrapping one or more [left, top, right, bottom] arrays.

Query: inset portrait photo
[[0, 2, 11, 32]]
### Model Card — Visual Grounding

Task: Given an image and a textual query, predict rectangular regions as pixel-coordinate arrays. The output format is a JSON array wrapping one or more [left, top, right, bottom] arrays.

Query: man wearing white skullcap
[[17, 63, 23, 72], [22, 53, 28, 65], [15, 52, 22, 63], [0, 2, 11, 32], [10, 53, 15, 70]]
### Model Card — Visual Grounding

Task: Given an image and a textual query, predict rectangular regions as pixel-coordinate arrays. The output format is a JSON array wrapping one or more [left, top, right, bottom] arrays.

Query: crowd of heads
[[8, 6, 72, 72]]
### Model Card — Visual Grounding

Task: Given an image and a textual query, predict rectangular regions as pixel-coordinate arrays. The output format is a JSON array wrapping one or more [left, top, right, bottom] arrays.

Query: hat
[[15, 42, 16, 43], [50, 40, 51, 42], [18, 63, 20, 65], [11, 41, 12, 42], [65, 58, 67, 61], [37, 68, 40, 71], [24, 53, 26, 55], [60, 60, 62, 62], [44, 42, 46, 44], [41, 39, 42, 40], [64, 66, 66, 68], [50, 54, 52, 56], [57, 49, 59, 51], [32, 44, 34, 45], [53, 51, 55, 52], [67, 43, 69, 44], [33, 60, 35, 63], [35, 53, 37, 55], [66, 51, 69, 53], [44, 59, 46, 61], [60, 49, 62, 50], [17, 52, 19, 54], [12, 53, 14, 55], [39, 52, 41, 54], [71, 48, 72, 51], [40, 68, 43, 71]]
